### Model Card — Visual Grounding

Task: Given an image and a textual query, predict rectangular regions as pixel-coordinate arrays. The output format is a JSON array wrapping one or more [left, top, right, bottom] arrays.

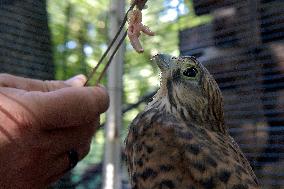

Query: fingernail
[[65, 74, 87, 87]]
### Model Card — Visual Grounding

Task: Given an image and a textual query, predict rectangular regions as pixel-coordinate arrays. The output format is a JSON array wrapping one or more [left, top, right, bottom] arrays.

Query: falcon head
[[151, 54, 225, 133]]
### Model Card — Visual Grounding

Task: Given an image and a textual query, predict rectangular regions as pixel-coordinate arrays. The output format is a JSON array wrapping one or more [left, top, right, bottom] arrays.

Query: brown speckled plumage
[[125, 54, 260, 189]]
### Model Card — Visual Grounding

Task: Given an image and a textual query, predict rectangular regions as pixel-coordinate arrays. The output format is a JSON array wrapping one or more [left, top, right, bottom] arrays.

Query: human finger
[[0, 74, 86, 91], [42, 121, 97, 157], [64, 74, 87, 87], [27, 85, 109, 129], [41, 124, 97, 185], [0, 84, 108, 131], [40, 143, 89, 186], [45, 143, 90, 184]]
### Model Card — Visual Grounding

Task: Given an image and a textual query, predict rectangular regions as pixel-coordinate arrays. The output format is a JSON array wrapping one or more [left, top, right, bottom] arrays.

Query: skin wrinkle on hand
[[0, 91, 38, 132], [0, 122, 16, 144]]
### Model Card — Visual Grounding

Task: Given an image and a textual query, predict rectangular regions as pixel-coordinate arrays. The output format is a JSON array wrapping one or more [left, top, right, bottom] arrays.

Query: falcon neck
[[145, 90, 227, 134]]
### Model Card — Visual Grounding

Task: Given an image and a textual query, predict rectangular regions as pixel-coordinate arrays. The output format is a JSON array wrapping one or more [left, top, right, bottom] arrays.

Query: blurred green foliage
[[47, 0, 211, 186]]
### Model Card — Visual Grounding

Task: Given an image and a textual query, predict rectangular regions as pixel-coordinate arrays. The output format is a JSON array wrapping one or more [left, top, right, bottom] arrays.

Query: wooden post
[[102, 0, 125, 189]]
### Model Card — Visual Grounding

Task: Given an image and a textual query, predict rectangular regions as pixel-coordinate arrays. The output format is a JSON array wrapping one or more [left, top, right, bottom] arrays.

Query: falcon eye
[[183, 67, 198, 78]]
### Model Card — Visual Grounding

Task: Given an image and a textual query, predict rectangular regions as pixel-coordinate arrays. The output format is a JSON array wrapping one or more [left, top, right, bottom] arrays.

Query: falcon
[[125, 54, 260, 189]]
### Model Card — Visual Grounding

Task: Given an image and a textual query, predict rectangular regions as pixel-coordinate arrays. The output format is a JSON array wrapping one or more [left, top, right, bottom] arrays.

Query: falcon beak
[[152, 54, 173, 71]]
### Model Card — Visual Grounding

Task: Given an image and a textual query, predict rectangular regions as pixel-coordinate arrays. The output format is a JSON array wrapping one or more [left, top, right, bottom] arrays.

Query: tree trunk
[[102, 0, 125, 188]]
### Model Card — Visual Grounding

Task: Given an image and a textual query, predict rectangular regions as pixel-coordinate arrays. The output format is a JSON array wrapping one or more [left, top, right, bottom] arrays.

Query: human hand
[[0, 74, 109, 188]]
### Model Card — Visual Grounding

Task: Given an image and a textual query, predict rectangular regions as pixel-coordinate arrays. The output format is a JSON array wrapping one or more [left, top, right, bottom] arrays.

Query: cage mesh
[[0, 0, 54, 79], [180, 0, 284, 188]]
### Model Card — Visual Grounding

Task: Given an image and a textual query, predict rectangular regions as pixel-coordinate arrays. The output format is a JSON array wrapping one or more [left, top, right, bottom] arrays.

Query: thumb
[[64, 74, 87, 87], [43, 74, 87, 91], [32, 85, 109, 129]]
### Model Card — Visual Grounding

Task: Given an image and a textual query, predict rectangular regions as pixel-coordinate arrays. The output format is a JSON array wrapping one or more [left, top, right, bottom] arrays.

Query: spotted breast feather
[[125, 108, 259, 189]]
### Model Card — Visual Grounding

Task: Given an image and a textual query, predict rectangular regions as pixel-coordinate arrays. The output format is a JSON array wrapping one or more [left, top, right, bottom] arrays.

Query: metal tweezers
[[84, 0, 148, 86]]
